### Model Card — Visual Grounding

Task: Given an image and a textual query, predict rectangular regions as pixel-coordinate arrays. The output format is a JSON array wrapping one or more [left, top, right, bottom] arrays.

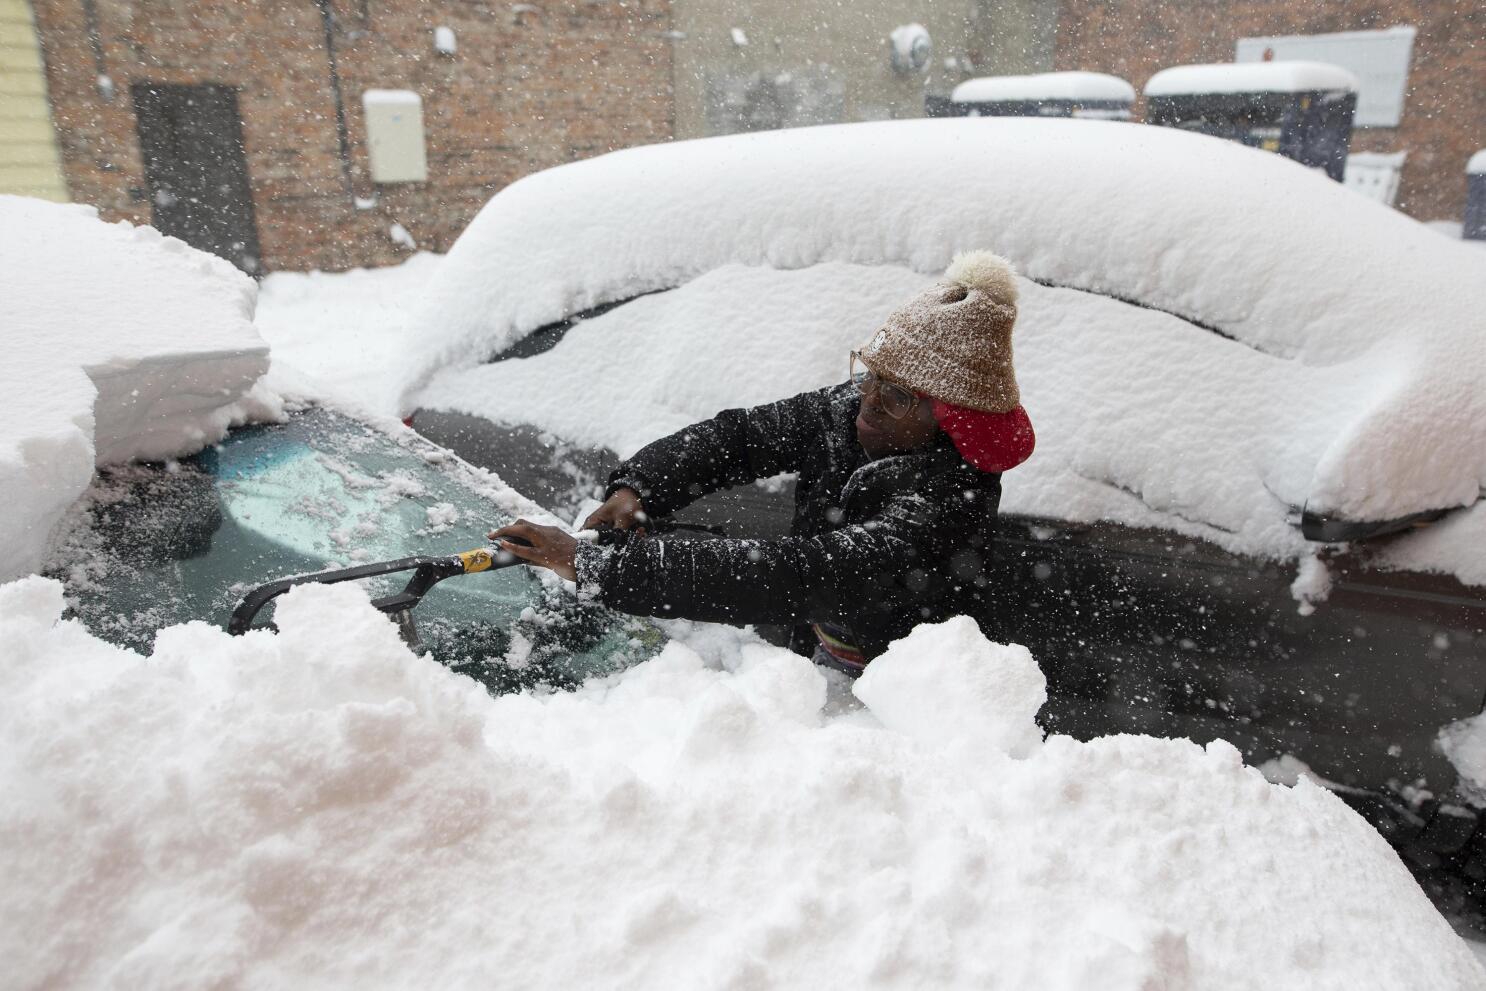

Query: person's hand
[[487, 519, 579, 582], [582, 487, 649, 532]]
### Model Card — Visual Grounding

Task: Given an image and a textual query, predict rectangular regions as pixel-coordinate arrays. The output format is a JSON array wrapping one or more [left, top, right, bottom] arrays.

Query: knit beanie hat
[[858, 250, 1020, 413]]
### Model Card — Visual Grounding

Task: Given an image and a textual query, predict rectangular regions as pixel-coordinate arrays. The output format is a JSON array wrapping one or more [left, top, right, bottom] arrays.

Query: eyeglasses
[[850, 350, 921, 421]]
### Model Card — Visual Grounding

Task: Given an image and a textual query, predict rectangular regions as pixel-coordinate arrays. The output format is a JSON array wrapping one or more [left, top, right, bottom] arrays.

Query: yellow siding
[[0, 0, 66, 201]]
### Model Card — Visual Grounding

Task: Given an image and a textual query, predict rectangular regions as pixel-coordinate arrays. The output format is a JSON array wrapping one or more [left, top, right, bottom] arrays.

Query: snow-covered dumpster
[[1144, 61, 1359, 181], [1466, 150, 1486, 241], [925, 71, 1135, 121]]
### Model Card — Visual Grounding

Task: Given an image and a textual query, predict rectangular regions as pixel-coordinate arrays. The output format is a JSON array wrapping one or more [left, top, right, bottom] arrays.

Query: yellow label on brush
[[459, 548, 495, 573]]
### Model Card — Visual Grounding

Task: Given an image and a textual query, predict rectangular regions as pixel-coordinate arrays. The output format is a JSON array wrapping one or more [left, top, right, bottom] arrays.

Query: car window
[[46, 407, 661, 692]]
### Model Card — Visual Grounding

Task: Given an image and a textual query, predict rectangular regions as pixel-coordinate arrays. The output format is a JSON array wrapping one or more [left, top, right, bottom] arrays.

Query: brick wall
[[1056, 0, 1484, 221], [32, 0, 674, 272]]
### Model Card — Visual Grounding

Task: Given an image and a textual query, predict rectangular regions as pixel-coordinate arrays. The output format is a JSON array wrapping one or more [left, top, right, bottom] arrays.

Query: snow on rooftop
[[952, 72, 1136, 104], [1144, 60, 1360, 97], [0, 196, 271, 580], [409, 119, 1486, 557], [3, 576, 1481, 988]]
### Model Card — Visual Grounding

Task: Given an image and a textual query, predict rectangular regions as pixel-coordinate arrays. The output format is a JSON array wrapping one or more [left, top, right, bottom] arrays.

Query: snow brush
[[226, 542, 528, 646]]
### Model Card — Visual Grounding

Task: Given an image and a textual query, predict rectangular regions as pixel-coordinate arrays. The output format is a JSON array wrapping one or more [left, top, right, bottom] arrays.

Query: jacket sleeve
[[574, 489, 939, 628], [606, 388, 834, 517]]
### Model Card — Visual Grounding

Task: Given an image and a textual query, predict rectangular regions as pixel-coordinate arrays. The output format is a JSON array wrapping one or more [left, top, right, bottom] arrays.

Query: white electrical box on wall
[[362, 90, 428, 183]]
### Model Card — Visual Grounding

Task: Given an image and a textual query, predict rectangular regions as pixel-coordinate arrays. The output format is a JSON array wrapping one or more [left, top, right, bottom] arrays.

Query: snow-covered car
[[401, 118, 1486, 888]]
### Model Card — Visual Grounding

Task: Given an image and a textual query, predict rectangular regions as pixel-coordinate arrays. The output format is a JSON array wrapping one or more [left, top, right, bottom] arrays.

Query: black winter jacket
[[573, 383, 1003, 659]]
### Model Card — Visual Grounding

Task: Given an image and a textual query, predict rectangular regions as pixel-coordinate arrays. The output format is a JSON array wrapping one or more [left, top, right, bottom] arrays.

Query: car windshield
[[46, 406, 661, 692]]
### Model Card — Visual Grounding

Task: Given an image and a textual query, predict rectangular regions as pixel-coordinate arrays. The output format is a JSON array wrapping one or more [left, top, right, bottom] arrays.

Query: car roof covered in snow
[[410, 118, 1486, 578], [951, 72, 1136, 104], [1144, 61, 1360, 97]]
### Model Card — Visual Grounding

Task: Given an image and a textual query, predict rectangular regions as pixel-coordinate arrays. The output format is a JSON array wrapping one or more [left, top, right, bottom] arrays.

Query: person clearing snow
[[492, 251, 1036, 672]]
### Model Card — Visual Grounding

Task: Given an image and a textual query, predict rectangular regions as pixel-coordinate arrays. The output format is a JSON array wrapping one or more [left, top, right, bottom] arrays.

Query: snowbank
[[2, 576, 1479, 989], [952, 71, 1135, 104], [409, 119, 1486, 551], [0, 196, 272, 580]]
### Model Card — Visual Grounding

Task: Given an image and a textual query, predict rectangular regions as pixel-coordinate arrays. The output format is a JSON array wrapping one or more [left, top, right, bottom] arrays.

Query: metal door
[[131, 83, 263, 275]]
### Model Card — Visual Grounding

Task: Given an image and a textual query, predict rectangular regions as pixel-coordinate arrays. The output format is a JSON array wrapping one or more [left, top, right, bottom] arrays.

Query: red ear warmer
[[931, 400, 1035, 473]]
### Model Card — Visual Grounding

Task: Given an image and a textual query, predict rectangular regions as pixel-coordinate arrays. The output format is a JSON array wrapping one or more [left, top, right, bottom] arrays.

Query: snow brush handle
[[226, 543, 526, 636]]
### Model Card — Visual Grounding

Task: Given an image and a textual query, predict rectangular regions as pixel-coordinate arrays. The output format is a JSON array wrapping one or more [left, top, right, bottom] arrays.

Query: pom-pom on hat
[[858, 250, 1020, 413]]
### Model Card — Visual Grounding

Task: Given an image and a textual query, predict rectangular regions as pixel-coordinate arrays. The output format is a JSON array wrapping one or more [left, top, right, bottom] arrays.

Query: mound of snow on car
[[2, 574, 1480, 989], [0, 196, 273, 579], [425, 260, 1472, 559], [254, 251, 443, 414], [412, 118, 1485, 556]]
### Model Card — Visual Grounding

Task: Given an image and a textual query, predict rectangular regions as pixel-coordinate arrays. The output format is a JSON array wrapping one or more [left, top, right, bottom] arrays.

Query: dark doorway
[[132, 83, 264, 275]]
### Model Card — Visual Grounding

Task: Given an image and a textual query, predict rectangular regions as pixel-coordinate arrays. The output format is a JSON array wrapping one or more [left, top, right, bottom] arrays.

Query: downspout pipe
[[315, 0, 356, 201], [79, 0, 112, 98]]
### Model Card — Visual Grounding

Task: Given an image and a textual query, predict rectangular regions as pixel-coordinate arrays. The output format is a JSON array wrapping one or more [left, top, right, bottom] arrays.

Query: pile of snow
[[1144, 61, 1360, 96], [0, 196, 272, 580], [2, 575, 1481, 988], [255, 251, 442, 415], [952, 71, 1135, 104], [408, 119, 1486, 570]]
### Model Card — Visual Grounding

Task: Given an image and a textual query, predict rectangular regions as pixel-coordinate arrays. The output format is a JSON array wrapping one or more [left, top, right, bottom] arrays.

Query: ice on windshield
[[46, 407, 659, 692]]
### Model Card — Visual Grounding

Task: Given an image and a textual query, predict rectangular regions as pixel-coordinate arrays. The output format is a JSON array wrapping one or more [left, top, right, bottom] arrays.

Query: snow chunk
[[1441, 713, 1486, 806], [422, 501, 459, 533], [389, 222, 416, 250], [854, 616, 1046, 759], [1468, 150, 1486, 175], [1145, 61, 1360, 96], [1289, 550, 1333, 616], [1377, 501, 1486, 588], [0, 196, 269, 580], [1, 577, 1481, 987], [953, 71, 1135, 104]]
